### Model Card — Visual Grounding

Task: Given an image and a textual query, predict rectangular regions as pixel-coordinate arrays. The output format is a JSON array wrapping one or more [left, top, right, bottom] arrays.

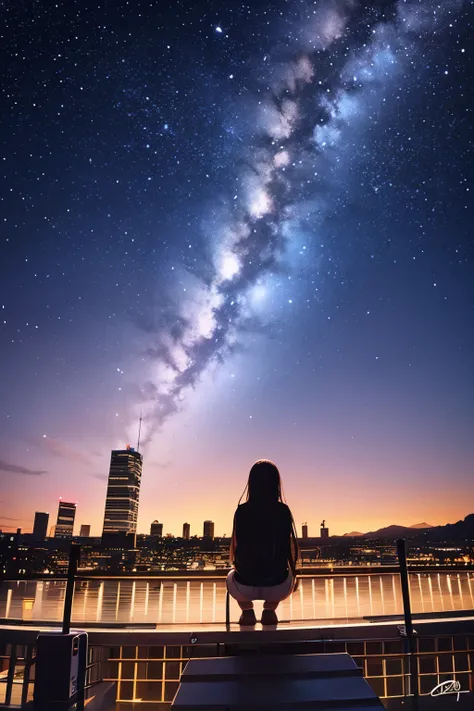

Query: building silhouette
[[203, 520, 214, 539], [102, 446, 143, 536], [182, 522, 190, 540], [150, 521, 163, 537], [320, 519, 329, 538], [302, 522, 308, 539], [80, 524, 91, 537], [33, 512, 49, 540], [55, 500, 76, 538]]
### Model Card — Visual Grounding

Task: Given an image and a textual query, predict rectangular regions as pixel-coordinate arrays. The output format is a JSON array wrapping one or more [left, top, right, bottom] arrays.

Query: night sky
[[1, 0, 473, 538]]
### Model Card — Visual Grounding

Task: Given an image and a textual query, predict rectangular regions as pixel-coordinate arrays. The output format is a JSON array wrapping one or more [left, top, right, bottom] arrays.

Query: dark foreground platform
[[171, 652, 385, 710]]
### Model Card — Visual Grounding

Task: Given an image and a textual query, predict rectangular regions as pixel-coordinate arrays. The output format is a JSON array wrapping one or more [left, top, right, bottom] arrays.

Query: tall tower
[[55, 500, 76, 538], [33, 512, 49, 540], [320, 519, 329, 538], [183, 522, 190, 540], [102, 445, 143, 536], [203, 520, 214, 539], [302, 522, 308, 539]]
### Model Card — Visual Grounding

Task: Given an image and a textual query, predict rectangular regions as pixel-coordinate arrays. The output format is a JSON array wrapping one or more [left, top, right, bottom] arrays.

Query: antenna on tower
[[137, 411, 143, 452]]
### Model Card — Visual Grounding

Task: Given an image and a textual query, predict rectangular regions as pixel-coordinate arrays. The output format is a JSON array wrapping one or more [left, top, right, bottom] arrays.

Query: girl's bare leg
[[238, 600, 254, 610], [263, 600, 279, 610]]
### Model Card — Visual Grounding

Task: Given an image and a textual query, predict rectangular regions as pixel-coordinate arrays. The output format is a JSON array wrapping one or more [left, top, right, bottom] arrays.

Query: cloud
[[0, 459, 47, 476], [150, 460, 172, 470], [0, 515, 24, 521], [39, 436, 93, 465], [89, 472, 108, 481]]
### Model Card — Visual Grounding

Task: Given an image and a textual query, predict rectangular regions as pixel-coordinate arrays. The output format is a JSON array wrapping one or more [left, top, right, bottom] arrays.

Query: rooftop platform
[[2, 565, 474, 709], [2, 613, 474, 708]]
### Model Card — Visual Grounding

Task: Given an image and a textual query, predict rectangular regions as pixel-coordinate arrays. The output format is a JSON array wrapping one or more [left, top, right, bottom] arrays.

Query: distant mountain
[[363, 524, 422, 539], [344, 516, 473, 541], [421, 514, 474, 542], [342, 522, 434, 538]]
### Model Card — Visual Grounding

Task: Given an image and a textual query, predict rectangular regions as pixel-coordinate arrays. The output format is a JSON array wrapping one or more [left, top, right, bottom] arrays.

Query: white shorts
[[226, 568, 295, 602]]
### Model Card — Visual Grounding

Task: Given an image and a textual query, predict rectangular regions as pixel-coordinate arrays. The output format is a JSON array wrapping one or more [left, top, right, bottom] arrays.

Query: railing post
[[5, 645, 17, 706], [396, 538, 418, 698], [396, 538, 413, 637], [35, 545, 87, 711], [63, 543, 81, 634], [225, 590, 230, 629]]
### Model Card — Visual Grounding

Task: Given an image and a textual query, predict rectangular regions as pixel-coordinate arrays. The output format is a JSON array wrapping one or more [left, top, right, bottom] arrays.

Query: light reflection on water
[[1, 571, 473, 625]]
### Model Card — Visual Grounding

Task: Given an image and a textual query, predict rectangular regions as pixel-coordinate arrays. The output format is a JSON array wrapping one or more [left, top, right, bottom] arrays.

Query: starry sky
[[1, 0, 473, 538]]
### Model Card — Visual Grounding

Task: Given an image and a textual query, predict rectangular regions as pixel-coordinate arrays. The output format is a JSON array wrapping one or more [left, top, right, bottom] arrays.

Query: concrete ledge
[[1, 616, 473, 647]]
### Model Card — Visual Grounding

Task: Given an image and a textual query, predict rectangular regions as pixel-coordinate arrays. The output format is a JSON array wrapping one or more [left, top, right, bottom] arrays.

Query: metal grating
[[1, 634, 473, 707]]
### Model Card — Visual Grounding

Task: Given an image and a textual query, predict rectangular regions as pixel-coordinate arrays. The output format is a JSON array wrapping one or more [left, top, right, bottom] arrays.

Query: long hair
[[230, 459, 300, 576]]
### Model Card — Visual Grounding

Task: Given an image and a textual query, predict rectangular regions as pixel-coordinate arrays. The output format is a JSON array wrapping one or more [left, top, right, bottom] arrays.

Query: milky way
[[135, 0, 465, 442], [1, 0, 473, 534]]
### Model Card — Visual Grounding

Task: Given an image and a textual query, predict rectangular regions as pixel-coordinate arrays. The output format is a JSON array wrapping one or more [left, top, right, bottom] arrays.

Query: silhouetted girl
[[227, 459, 299, 626]]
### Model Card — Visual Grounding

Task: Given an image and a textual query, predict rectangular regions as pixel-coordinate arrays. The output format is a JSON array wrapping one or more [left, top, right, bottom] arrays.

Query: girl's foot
[[261, 609, 278, 626], [239, 608, 257, 626]]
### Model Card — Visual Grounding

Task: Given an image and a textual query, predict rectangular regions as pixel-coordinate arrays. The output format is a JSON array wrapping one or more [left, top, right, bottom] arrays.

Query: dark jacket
[[232, 500, 293, 586]]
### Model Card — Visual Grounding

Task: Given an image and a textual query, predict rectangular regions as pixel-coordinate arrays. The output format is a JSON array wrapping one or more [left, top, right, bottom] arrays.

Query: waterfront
[[2, 570, 473, 625]]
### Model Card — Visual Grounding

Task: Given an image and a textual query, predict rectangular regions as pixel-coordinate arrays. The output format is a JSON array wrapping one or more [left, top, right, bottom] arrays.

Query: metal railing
[[2, 570, 473, 626], [0, 642, 106, 707], [1, 540, 473, 708], [2, 633, 473, 707]]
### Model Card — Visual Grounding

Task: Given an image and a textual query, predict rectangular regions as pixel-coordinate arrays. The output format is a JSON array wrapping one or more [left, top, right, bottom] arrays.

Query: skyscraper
[[55, 500, 76, 538], [102, 445, 143, 536], [33, 512, 49, 540], [182, 522, 190, 540], [320, 519, 329, 538], [150, 520, 163, 536], [302, 523, 308, 539], [79, 524, 91, 537], [203, 520, 214, 539]]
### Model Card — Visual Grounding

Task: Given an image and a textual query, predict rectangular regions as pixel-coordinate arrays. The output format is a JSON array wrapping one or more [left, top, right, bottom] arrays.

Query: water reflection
[[1, 571, 473, 625]]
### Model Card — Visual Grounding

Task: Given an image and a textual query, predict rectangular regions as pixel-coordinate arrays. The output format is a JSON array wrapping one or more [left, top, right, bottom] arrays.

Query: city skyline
[[3, 474, 472, 539], [1, 0, 473, 538], [5, 504, 472, 539]]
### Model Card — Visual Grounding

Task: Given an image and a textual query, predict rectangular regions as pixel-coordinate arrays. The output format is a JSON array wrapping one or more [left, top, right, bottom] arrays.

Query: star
[[0, 0, 471, 541]]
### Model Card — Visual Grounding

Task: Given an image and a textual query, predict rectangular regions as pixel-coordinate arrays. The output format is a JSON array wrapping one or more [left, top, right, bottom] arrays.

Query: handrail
[[396, 538, 418, 698], [63, 543, 81, 634]]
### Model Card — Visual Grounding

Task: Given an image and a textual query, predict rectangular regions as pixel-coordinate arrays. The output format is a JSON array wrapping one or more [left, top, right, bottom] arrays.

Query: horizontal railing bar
[[2, 564, 473, 583]]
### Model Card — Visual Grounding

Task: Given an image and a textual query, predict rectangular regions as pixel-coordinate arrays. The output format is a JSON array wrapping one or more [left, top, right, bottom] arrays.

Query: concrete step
[[181, 653, 363, 682], [171, 653, 385, 710]]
